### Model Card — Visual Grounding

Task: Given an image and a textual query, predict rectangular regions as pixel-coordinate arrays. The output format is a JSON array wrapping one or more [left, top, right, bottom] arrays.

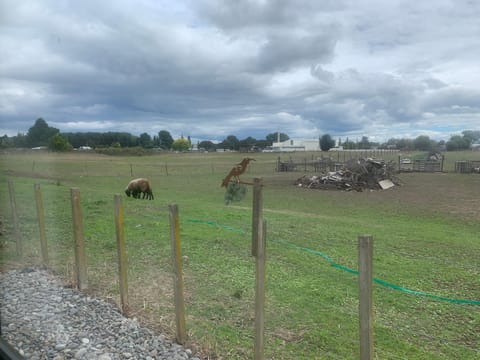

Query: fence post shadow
[[34, 183, 49, 266], [114, 194, 129, 315], [252, 177, 266, 360], [358, 235, 374, 360], [169, 203, 187, 345], [70, 187, 88, 291], [7, 179, 22, 258]]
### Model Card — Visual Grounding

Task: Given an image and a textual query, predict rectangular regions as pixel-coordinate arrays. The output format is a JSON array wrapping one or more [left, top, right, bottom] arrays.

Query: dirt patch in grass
[[266, 171, 480, 221], [382, 172, 480, 220]]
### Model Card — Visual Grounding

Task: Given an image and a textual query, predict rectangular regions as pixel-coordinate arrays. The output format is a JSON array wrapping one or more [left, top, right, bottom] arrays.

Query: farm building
[[271, 138, 320, 152]]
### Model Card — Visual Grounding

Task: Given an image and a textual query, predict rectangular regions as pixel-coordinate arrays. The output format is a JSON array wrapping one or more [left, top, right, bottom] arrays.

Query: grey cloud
[[1, 0, 479, 141], [255, 32, 337, 73], [421, 87, 480, 114], [310, 65, 334, 83], [421, 78, 447, 90], [195, 0, 344, 30], [196, 0, 342, 74], [307, 70, 423, 125]]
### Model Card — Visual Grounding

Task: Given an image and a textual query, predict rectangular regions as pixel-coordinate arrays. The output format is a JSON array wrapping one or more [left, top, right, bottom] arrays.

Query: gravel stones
[[0, 268, 200, 360]]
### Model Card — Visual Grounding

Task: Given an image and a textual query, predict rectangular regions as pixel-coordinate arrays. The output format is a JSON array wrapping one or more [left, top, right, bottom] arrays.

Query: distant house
[[471, 142, 480, 151], [271, 138, 320, 152]]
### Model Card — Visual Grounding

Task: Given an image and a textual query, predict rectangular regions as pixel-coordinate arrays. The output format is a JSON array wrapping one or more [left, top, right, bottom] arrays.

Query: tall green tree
[[138, 132, 153, 148], [383, 138, 399, 149], [396, 138, 414, 150], [255, 139, 270, 149], [319, 134, 335, 151], [48, 133, 73, 151], [358, 136, 371, 149], [116, 132, 138, 147], [158, 130, 174, 149], [0, 135, 13, 148], [219, 135, 240, 150], [172, 137, 190, 151], [446, 135, 470, 151], [413, 135, 435, 151], [343, 137, 356, 150], [462, 130, 480, 145], [198, 140, 216, 151], [26, 118, 59, 147], [239, 136, 257, 150], [13, 133, 27, 148], [266, 132, 289, 144]]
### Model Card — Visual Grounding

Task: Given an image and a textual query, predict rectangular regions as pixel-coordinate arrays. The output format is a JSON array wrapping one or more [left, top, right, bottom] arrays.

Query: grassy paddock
[[0, 150, 479, 359]]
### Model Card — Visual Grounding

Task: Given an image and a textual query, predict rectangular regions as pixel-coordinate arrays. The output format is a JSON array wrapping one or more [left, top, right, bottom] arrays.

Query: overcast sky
[[1, 0, 479, 143]]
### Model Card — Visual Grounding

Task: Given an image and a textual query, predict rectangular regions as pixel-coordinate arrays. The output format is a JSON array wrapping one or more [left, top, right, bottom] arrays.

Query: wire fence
[[186, 218, 480, 305], [2, 176, 479, 359]]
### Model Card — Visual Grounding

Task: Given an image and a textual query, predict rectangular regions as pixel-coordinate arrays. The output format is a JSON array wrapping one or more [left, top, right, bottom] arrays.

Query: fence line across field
[[187, 218, 480, 305], [276, 155, 446, 173], [27, 159, 242, 178], [9, 152, 480, 182], [7, 178, 477, 359], [5, 179, 275, 358]]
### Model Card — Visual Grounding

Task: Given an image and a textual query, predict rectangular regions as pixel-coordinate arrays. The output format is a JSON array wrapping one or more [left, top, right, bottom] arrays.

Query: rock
[[74, 347, 88, 359], [97, 355, 112, 360], [0, 268, 199, 360]]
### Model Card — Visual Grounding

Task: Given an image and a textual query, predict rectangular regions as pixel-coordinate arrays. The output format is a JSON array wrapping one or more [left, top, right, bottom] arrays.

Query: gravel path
[[0, 267, 201, 360]]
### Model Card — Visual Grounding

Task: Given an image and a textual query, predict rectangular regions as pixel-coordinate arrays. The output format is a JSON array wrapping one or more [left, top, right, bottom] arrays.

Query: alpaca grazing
[[221, 158, 255, 187], [125, 178, 154, 200]]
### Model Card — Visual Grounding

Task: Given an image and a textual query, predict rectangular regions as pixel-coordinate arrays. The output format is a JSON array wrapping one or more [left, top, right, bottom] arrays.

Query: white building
[[271, 138, 320, 152]]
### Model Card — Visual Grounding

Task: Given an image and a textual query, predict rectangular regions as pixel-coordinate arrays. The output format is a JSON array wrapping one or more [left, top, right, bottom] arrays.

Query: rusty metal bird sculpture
[[221, 158, 255, 187]]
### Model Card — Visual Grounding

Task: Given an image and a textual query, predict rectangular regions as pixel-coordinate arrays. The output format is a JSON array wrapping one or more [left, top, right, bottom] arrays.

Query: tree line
[[1, 118, 479, 152], [0, 118, 290, 152]]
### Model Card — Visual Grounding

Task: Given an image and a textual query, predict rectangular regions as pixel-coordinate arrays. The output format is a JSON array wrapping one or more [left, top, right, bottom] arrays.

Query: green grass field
[[1, 150, 479, 359]]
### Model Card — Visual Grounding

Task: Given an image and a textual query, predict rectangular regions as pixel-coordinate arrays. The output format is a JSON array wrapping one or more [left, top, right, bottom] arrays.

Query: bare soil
[[265, 171, 480, 221]]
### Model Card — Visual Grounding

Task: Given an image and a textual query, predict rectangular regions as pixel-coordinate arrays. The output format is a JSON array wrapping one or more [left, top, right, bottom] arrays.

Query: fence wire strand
[[185, 218, 480, 305]]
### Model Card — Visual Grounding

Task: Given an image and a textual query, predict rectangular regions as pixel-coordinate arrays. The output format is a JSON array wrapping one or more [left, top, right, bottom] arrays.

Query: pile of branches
[[295, 158, 400, 191]]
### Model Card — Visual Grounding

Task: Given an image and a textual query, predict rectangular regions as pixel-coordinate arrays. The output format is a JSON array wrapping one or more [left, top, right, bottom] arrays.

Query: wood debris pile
[[295, 158, 400, 191]]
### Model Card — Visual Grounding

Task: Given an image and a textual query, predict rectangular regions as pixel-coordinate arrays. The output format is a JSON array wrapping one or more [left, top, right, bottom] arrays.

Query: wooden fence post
[[7, 180, 22, 257], [70, 188, 88, 291], [252, 178, 263, 257], [34, 184, 49, 265], [114, 194, 129, 315], [168, 204, 187, 344], [358, 235, 374, 360], [252, 177, 266, 359], [254, 218, 267, 360]]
